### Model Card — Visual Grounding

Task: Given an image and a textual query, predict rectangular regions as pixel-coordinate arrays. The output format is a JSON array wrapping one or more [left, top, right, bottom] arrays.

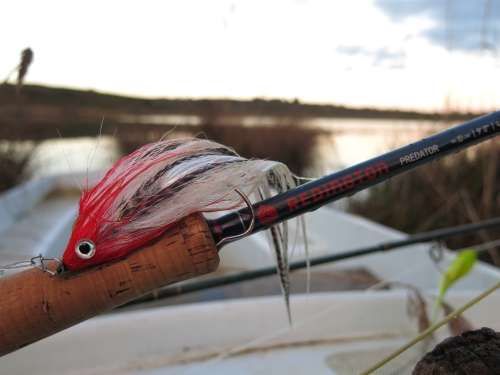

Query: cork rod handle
[[0, 214, 219, 357]]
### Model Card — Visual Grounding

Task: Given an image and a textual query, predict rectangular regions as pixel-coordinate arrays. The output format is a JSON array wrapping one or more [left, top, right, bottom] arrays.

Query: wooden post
[[0, 214, 219, 357]]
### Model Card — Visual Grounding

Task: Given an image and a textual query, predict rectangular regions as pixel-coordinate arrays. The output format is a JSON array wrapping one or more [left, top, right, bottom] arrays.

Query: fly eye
[[75, 239, 96, 259]]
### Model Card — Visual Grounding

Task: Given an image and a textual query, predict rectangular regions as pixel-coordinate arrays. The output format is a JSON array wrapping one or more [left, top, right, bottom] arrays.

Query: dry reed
[[348, 138, 500, 266], [15, 48, 33, 94]]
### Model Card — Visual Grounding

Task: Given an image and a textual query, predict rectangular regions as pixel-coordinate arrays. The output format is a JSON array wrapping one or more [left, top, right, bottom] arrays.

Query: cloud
[[336, 45, 405, 69], [374, 0, 499, 53], [336, 45, 367, 56]]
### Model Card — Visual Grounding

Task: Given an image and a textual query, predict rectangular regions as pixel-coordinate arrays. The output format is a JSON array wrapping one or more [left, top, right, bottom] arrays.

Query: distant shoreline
[[0, 83, 484, 122]]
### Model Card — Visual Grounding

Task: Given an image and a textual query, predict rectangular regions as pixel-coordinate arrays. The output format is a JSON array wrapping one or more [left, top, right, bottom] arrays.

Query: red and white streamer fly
[[62, 138, 296, 319]]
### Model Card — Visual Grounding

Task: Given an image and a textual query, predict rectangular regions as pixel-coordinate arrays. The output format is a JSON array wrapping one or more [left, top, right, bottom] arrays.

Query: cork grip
[[0, 214, 219, 357]]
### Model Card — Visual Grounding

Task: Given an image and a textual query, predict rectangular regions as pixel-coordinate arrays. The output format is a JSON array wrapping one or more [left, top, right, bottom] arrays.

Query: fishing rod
[[123, 216, 500, 307], [209, 111, 500, 246], [1, 111, 500, 357]]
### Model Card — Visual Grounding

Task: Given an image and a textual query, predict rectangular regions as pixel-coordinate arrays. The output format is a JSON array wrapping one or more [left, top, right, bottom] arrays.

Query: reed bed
[[0, 117, 320, 191], [347, 138, 500, 265], [117, 123, 319, 177]]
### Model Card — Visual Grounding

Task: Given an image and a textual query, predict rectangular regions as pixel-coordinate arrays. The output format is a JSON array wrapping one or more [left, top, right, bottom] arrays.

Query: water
[[119, 114, 456, 174], [26, 136, 121, 179], [307, 117, 453, 174], [24, 117, 457, 178]]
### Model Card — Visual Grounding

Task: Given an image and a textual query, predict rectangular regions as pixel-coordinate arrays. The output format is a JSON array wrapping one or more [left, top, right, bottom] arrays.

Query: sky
[[2, 0, 500, 113]]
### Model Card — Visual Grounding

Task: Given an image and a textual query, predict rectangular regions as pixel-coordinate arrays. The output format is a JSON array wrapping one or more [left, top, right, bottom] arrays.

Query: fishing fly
[[60, 137, 297, 320]]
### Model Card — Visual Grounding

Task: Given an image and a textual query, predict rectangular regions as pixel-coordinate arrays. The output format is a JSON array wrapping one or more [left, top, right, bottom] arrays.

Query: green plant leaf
[[432, 250, 477, 324]]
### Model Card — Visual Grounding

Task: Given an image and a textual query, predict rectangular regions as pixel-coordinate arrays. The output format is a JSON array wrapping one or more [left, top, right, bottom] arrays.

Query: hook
[[216, 188, 255, 247]]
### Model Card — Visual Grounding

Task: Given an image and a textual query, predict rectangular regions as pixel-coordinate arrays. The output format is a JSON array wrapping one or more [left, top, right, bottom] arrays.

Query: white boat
[[1, 174, 499, 375]]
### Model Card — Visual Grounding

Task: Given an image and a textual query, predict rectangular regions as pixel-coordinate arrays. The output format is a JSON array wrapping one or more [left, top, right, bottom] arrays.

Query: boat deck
[[1, 175, 500, 374]]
